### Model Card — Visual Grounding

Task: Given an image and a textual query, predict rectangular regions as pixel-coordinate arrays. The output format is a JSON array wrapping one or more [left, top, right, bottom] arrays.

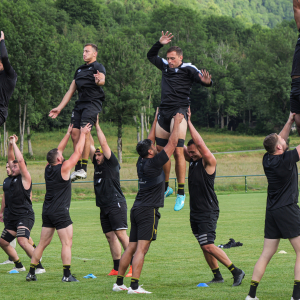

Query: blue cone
[[197, 283, 209, 287], [83, 273, 97, 279], [9, 270, 19, 274]]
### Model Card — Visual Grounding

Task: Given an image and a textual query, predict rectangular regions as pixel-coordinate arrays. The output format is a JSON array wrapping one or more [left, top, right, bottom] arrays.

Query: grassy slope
[[0, 193, 295, 299]]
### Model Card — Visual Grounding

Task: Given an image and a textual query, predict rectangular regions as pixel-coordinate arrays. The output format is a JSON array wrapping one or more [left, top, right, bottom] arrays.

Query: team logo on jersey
[[195, 162, 198, 166], [190, 162, 193, 166], [14, 178, 17, 182], [175, 68, 178, 72], [78, 69, 81, 73], [19, 222, 23, 225], [89, 67, 92, 70], [98, 178, 102, 183]]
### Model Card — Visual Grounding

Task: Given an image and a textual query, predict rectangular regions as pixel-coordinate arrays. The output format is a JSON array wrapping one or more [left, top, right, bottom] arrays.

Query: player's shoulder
[[180, 62, 199, 72]]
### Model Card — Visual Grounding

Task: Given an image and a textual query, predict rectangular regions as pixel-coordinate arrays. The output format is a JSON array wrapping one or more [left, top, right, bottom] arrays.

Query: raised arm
[[7, 138, 15, 170], [95, 115, 111, 159], [49, 80, 77, 119], [57, 124, 73, 153], [164, 113, 184, 158], [187, 108, 216, 173], [61, 123, 92, 179], [294, 0, 300, 31], [11, 135, 31, 190], [89, 134, 96, 161], [0, 32, 16, 79], [147, 108, 159, 144], [279, 112, 295, 142]]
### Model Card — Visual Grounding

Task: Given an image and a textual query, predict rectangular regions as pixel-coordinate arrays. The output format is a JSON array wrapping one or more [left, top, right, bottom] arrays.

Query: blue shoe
[[164, 186, 173, 197], [174, 194, 185, 211]]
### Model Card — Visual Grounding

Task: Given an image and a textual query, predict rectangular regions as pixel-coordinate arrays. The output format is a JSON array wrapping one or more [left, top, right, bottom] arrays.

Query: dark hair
[[136, 139, 152, 158], [47, 148, 59, 165], [12, 159, 27, 166], [263, 133, 278, 154], [187, 139, 195, 146], [167, 46, 183, 57], [84, 43, 98, 52]]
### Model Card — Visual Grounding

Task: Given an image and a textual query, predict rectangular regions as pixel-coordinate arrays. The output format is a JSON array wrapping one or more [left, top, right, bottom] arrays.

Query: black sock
[[14, 259, 23, 268], [81, 159, 88, 172], [131, 277, 139, 290], [165, 181, 169, 192], [32, 243, 36, 248], [212, 267, 223, 279], [8, 257, 13, 262], [293, 280, 300, 299], [116, 275, 124, 286], [30, 263, 38, 275], [113, 259, 120, 271], [63, 264, 71, 277], [36, 261, 43, 269], [249, 280, 259, 298], [75, 160, 82, 172], [227, 263, 240, 276], [177, 183, 184, 196]]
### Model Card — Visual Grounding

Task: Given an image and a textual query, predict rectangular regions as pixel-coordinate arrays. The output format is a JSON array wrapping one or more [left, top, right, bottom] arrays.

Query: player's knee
[[173, 147, 184, 159], [0, 229, 15, 244], [201, 243, 215, 253]]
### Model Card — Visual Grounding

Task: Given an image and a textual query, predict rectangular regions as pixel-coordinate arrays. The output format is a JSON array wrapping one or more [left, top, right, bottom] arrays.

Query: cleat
[[26, 272, 37, 281], [35, 268, 46, 274], [108, 269, 118, 276], [112, 283, 128, 292], [0, 259, 14, 265], [125, 265, 132, 277], [164, 186, 173, 197], [70, 171, 78, 182], [245, 296, 259, 300], [206, 277, 224, 284], [174, 194, 185, 211], [8, 266, 26, 272], [232, 269, 245, 286], [75, 169, 87, 180], [62, 274, 79, 282], [128, 285, 152, 294]]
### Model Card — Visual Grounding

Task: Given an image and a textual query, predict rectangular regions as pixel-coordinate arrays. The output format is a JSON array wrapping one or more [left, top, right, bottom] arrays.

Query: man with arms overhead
[[147, 31, 212, 211], [49, 43, 105, 181]]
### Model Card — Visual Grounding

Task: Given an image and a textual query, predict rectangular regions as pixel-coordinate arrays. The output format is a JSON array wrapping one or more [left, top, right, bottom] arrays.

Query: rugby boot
[[245, 296, 259, 300], [26, 272, 37, 281], [0, 258, 14, 265], [8, 266, 26, 272], [232, 269, 245, 286], [128, 285, 152, 294], [62, 274, 79, 282], [112, 283, 128, 292], [206, 277, 224, 284], [75, 169, 87, 180], [164, 186, 173, 197], [108, 269, 118, 276], [35, 268, 46, 274], [70, 171, 78, 182], [174, 194, 185, 211]]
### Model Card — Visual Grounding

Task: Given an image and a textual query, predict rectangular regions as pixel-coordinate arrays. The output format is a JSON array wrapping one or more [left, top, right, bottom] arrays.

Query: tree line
[[0, 0, 298, 159]]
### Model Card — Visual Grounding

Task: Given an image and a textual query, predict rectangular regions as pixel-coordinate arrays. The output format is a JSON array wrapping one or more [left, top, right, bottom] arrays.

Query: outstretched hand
[[49, 107, 61, 119], [199, 69, 212, 85], [0, 31, 4, 42], [67, 124, 73, 134], [159, 31, 174, 45], [81, 123, 92, 135]]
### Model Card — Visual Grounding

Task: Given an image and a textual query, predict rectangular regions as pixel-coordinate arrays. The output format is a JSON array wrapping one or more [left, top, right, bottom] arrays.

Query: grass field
[[0, 193, 296, 300]]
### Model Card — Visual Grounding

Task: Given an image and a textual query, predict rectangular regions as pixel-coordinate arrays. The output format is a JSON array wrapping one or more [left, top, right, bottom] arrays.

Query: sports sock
[[130, 277, 139, 290], [32, 243, 36, 248], [177, 183, 184, 196], [212, 267, 222, 279], [227, 263, 240, 276], [293, 280, 300, 299], [249, 280, 259, 298], [165, 181, 169, 192], [113, 259, 120, 271], [75, 160, 82, 172], [30, 263, 38, 275], [63, 264, 71, 277], [14, 259, 23, 268], [81, 159, 88, 172], [36, 261, 43, 269], [116, 275, 124, 286], [8, 257, 13, 262]]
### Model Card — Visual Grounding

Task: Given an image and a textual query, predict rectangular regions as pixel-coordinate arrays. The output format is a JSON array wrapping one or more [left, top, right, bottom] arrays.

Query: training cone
[[197, 283, 209, 287]]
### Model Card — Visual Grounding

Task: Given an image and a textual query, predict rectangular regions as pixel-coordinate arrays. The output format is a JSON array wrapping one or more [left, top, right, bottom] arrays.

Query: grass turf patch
[[0, 193, 296, 299]]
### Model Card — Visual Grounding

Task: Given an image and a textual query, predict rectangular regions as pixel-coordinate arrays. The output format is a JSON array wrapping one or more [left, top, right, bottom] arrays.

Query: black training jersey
[[3, 176, 13, 208], [133, 150, 169, 209], [291, 33, 300, 77], [5, 174, 33, 220], [93, 151, 126, 208], [0, 40, 17, 115], [188, 158, 219, 218], [74, 61, 106, 106], [44, 163, 71, 215], [263, 149, 299, 210], [147, 41, 212, 118]]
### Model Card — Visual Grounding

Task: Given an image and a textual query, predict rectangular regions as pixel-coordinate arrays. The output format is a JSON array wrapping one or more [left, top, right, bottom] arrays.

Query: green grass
[[0, 193, 296, 299]]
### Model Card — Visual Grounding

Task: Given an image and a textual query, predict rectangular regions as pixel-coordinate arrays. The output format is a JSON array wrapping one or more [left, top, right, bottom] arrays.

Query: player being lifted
[[147, 31, 212, 211]]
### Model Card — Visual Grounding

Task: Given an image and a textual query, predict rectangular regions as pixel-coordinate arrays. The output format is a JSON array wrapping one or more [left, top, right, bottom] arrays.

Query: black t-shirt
[[74, 61, 106, 107], [5, 174, 33, 220], [93, 151, 126, 208], [44, 163, 72, 215], [291, 33, 300, 77], [132, 150, 169, 209], [2, 176, 12, 210], [0, 40, 17, 115], [263, 149, 299, 210], [188, 158, 219, 219], [147, 41, 212, 119]]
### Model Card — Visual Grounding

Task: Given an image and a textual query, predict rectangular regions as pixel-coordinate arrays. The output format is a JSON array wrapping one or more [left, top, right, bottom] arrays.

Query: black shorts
[[0, 109, 7, 127], [71, 101, 102, 129], [129, 207, 160, 242], [100, 202, 128, 234], [42, 213, 73, 230], [157, 108, 188, 133], [264, 203, 300, 239], [190, 211, 219, 246], [5, 214, 35, 232]]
